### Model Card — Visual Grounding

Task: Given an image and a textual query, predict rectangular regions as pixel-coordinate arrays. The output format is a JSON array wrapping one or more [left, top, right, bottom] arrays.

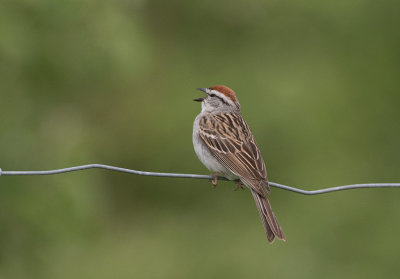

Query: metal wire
[[1, 164, 399, 195]]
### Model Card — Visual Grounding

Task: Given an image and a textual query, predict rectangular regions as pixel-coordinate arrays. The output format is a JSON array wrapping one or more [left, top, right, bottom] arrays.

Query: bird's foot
[[234, 180, 245, 191], [211, 173, 219, 188]]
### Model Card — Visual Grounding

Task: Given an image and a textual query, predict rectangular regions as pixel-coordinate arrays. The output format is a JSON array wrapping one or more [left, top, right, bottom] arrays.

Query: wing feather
[[199, 112, 270, 196]]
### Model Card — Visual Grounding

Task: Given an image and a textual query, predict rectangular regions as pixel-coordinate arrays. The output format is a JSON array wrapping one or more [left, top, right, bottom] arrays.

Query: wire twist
[[1, 164, 399, 195]]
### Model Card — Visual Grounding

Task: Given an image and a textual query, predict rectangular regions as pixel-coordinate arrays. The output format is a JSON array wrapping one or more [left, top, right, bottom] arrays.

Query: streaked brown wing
[[198, 112, 270, 196]]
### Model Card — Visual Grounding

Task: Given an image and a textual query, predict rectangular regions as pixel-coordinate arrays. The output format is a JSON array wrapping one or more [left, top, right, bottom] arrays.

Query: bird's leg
[[234, 180, 245, 191], [210, 173, 219, 188]]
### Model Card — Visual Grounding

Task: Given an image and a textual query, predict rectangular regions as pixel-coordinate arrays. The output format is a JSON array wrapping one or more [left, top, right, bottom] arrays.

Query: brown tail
[[251, 190, 285, 243]]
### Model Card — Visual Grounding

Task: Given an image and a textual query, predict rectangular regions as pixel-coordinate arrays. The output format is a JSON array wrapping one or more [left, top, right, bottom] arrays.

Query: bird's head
[[194, 85, 241, 113]]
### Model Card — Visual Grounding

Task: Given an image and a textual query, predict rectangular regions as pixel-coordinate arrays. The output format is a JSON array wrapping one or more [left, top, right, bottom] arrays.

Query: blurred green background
[[1, 0, 400, 278]]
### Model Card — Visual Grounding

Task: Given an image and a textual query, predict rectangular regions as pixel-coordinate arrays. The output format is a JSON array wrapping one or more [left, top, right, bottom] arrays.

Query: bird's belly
[[194, 140, 224, 172], [193, 131, 238, 180]]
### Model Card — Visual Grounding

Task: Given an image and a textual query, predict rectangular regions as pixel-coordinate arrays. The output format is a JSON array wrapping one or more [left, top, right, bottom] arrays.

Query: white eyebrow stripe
[[209, 89, 236, 106]]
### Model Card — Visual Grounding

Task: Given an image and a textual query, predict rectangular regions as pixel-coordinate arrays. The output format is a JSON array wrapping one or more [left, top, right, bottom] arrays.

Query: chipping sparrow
[[193, 85, 285, 242]]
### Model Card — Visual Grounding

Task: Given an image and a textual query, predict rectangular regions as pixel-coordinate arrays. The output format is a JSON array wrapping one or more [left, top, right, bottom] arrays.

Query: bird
[[192, 85, 285, 242]]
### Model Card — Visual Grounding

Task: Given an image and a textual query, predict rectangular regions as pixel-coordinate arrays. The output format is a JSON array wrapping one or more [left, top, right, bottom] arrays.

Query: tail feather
[[251, 190, 285, 242]]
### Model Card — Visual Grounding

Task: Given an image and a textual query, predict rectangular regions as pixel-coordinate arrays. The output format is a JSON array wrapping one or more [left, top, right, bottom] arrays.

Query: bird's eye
[[209, 94, 216, 97]]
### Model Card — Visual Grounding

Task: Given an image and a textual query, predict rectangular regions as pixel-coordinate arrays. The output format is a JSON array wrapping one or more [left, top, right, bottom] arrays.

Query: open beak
[[194, 88, 207, 102]]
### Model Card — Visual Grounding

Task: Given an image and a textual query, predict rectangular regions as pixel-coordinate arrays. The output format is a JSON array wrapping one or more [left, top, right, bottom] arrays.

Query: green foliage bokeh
[[1, 0, 400, 278]]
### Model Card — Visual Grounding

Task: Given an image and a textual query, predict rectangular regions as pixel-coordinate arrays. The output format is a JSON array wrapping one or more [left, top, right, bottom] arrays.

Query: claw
[[211, 173, 219, 188]]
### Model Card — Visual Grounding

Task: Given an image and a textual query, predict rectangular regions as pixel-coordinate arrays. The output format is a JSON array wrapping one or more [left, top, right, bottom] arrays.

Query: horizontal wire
[[0, 164, 399, 195]]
